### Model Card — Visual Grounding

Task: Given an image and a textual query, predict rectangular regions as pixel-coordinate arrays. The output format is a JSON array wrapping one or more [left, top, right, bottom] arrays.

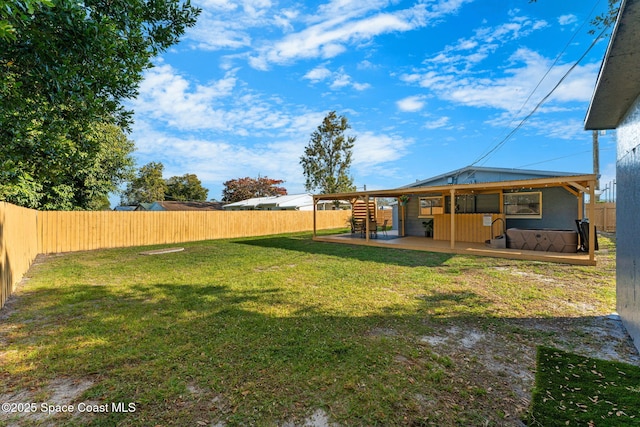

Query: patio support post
[[588, 180, 595, 262], [450, 188, 456, 249], [365, 195, 370, 242], [312, 197, 317, 238], [400, 203, 405, 237], [578, 192, 584, 220]]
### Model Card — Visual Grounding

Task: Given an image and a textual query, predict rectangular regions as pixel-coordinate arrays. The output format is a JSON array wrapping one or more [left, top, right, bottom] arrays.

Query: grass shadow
[[235, 234, 456, 267]]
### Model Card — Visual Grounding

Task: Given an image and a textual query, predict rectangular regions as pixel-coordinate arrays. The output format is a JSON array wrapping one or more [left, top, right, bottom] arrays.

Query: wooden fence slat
[[0, 203, 39, 309], [34, 210, 349, 253], [592, 203, 616, 232]]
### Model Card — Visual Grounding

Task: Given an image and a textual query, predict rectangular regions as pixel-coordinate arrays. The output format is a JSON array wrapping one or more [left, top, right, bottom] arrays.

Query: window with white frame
[[504, 191, 542, 218]]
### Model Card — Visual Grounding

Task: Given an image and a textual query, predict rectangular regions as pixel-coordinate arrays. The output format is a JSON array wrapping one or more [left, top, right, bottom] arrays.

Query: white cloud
[[424, 116, 450, 129], [303, 65, 332, 82], [524, 118, 588, 141], [357, 59, 377, 70], [558, 14, 578, 26], [547, 61, 601, 103], [131, 64, 338, 141], [396, 95, 426, 112], [424, 14, 548, 71], [197, 0, 238, 11], [190, 23, 253, 50], [185, 0, 474, 70], [273, 9, 299, 32], [352, 131, 412, 170], [352, 82, 372, 91], [132, 64, 238, 130], [186, 0, 274, 51], [404, 48, 600, 116], [304, 65, 370, 91], [246, 0, 473, 68], [330, 71, 352, 89], [315, 0, 390, 19]]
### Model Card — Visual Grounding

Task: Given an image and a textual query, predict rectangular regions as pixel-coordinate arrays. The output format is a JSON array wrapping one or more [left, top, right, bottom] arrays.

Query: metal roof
[[152, 201, 223, 211], [585, 0, 640, 130], [313, 174, 597, 201], [223, 193, 313, 209], [400, 166, 584, 189]]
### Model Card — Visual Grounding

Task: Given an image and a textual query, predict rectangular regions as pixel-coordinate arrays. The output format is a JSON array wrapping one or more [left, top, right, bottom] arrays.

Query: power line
[[470, 27, 607, 168], [487, 0, 603, 153], [469, 0, 607, 168], [516, 146, 615, 169]]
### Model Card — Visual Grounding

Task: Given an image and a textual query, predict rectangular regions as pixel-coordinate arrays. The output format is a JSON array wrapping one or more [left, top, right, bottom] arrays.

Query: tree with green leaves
[[0, 122, 135, 209], [588, 0, 620, 35], [122, 164, 210, 205], [300, 111, 356, 195], [166, 174, 209, 201], [0, 0, 53, 41], [72, 123, 136, 210], [122, 162, 167, 205], [222, 177, 287, 203], [1, 0, 199, 210]]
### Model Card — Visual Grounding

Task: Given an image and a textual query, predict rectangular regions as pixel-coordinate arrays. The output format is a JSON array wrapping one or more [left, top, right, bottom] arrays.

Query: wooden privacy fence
[[592, 203, 616, 232], [376, 209, 393, 227], [0, 204, 350, 309], [37, 210, 350, 253], [0, 202, 40, 309]]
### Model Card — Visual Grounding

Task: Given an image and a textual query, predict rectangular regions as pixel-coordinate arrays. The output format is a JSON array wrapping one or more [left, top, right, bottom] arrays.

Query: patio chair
[[367, 219, 378, 239], [377, 219, 388, 237], [359, 219, 378, 238]]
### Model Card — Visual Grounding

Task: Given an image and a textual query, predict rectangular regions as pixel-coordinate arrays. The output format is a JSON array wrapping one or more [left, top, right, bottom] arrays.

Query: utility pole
[[593, 130, 600, 202]]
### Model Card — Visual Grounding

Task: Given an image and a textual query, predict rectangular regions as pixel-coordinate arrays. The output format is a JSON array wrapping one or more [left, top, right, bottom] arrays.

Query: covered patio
[[312, 174, 599, 266]]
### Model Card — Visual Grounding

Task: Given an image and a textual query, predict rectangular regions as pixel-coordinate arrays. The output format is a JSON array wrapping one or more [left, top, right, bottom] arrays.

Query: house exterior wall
[[392, 205, 399, 231], [401, 187, 578, 238], [616, 94, 640, 350], [505, 187, 578, 231], [404, 199, 425, 236]]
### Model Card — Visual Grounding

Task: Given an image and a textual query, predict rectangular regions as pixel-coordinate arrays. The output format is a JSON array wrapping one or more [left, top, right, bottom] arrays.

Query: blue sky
[[125, 0, 617, 202]]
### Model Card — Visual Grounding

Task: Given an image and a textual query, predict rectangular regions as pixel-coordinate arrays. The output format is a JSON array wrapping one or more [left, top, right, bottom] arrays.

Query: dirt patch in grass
[[139, 247, 184, 255], [0, 378, 94, 425], [418, 314, 640, 422]]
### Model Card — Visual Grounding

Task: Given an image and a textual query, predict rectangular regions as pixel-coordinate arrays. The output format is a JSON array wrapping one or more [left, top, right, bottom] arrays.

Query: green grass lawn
[[0, 230, 627, 426]]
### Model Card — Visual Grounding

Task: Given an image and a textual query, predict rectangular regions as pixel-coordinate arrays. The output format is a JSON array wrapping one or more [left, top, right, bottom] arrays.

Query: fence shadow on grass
[[235, 234, 456, 268]]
